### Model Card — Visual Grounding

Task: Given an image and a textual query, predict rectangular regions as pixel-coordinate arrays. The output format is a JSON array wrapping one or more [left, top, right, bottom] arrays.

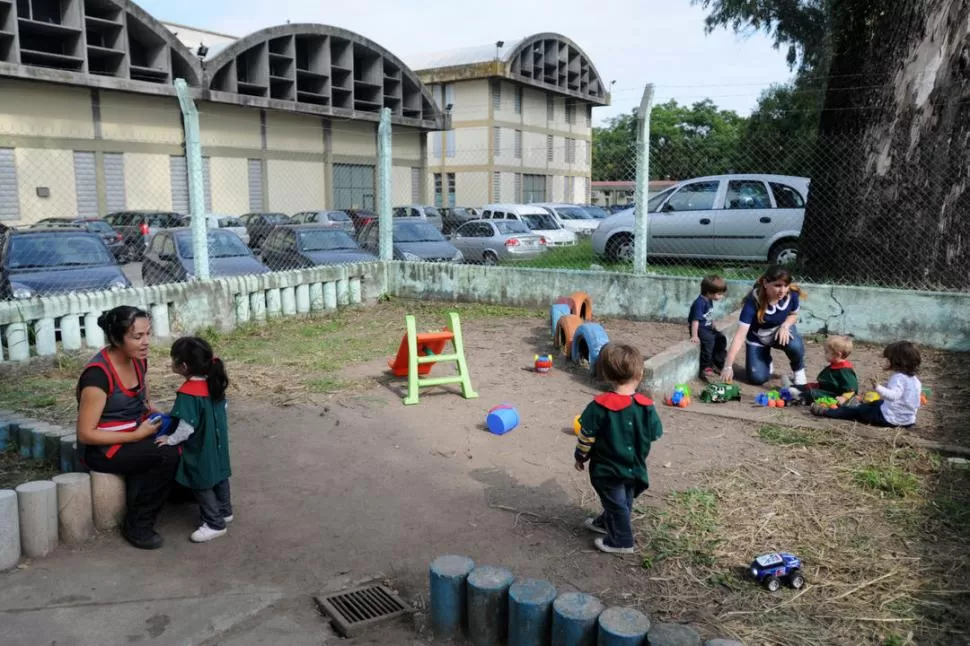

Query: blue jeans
[[194, 479, 232, 530], [822, 402, 893, 426], [591, 477, 637, 549], [745, 326, 806, 385]]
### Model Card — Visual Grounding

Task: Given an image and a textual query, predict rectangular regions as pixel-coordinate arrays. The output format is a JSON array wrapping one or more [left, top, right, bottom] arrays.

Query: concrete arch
[[505, 33, 607, 103]]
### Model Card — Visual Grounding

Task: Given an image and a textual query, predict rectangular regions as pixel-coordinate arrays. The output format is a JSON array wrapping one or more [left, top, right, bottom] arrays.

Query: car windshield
[[146, 213, 178, 227], [495, 221, 530, 235], [326, 211, 351, 222], [395, 222, 445, 242], [521, 213, 560, 230], [218, 216, 244, 228], [86, 221, 114, 234], [176, 232, 251, 258], [583, 205, 609, 219], [424, 207, 441, 218], [452, 208, 471, 216], [298, 230, 359, 251], [648, 188, 677, 212], [7, 234, 113, 268], [556, 206, 592, 220], [263, 213, 290, 224]]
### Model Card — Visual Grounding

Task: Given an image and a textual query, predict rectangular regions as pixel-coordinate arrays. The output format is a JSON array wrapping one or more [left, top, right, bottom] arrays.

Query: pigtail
[[207, 356, 229, 402]]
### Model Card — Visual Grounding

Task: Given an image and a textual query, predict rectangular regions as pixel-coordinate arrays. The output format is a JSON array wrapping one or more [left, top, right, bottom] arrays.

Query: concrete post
[[281, 286, 297, 316], [235, 292, 251, 323], [508, 579, 557, 646], [336, 278, 349, 306], [35, 318, 57, 356], [44, 427, 69, 466], [175, 78, 210, 280], [648, 623, 702, 646], [551, 593, 604, 646], [377, 107, 393, 262], [17, 421, 34, 458], [323, 282, 337, 310], [29, 422, 50, 461], [59, 434, 77, 473], [349, 277, 362, 305], [295, 284, 311, 313], [53, 473, 94, 545], [0, 420, 10, 451], [429, 555, 475, 640], [150, 303, 170, 338], [466, 565, 514, 646], [84, 312, 105, 348], [6, 322, 29, 361], [309, 283, 324, 312], [0, 489, 20, 570], [16, 481, 58, 558], [61, 314, 83, 351], [90, 471, 126, 530], [250, 291, 267, 322], [597, 607, 651, 646], [266, 288, 282, 318], [633, 84, 654, 275]]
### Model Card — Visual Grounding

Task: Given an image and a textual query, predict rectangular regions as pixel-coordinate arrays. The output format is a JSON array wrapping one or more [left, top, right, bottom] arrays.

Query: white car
[[480, 203, 578, 247], [590, 174, 809, 264], [184, 214, 250, 246], [532, 203, 600, 236]]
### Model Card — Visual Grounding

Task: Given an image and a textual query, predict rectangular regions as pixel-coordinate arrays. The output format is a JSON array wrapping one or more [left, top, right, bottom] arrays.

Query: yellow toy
[[863, 391, 881, 403], [573, 415, 582, 435]]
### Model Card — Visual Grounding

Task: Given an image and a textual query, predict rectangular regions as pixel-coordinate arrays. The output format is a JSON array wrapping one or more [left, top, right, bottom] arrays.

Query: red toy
[[534, 354, 553, 374]]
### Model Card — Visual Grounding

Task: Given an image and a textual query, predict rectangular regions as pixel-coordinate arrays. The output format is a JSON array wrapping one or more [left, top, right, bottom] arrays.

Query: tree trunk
[[799, 0, 970, 289]]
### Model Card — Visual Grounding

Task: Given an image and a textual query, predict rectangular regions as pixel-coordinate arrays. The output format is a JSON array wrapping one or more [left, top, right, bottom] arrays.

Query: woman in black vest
[[76, 306, 179, 549]]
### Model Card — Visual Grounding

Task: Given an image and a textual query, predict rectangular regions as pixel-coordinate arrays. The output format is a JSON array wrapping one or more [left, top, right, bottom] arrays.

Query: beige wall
[[100, 91, 182, 144], [266, 112, 323, 154], [498, 171, 516, 204], [392, 166, 413, 204], [200, 103, 261, 150], [523, 131, 546, 169], [332, 120, 376, 157], [493, 127, 510, 165], [125, 153, 172, 210], [522, 87, 546, 129], [392, 126, 423, 160], [456, 171, 488, 207], [15, 149, 77, 224], [453, 80, 489, 122], [551, 174, 565, 202], [267, 160, 325, 212], [452, 127, 488, 166], [209, 157, 249, 214], [0, 79, 95, 139]]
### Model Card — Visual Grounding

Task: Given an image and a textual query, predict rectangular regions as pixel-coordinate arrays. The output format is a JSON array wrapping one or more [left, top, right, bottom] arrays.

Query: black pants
[[697, 326, 727, 372], [821, 401, 892, 426], [591, 477, 638, 548], [194, 479, 232, 530], [85, 438, 180, 537]]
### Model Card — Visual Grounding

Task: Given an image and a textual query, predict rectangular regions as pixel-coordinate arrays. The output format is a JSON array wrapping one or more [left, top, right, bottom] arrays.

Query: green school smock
[[577, 392, 663, 495], [170, 378, 231, 490], [816, 360, 859, 396]]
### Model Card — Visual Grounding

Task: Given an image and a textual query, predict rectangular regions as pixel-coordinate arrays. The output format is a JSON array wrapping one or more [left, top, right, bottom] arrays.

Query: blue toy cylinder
[[30, 426, 46, 461], [508, 579, 557, 646], [551, 592, 604, 646], [17, 423, 33, 458], [597, 607, 651, 645], [466, 565, 515, 646], [429, 555, 476, 640], [486, 407, 519, 435], [59, 434, 76, 473], [0, 421, 9, 451]]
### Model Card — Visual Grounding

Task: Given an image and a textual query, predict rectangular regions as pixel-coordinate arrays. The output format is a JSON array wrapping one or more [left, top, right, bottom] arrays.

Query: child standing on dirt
[[785, 335, 858, 404], [688, 275, 728, 381], [156, 337, 233, 543], [574, 343, 663, 555], [813, 341, 921, 428]]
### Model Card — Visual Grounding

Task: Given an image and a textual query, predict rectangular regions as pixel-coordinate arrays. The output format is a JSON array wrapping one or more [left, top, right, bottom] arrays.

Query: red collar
[[594, 392, 653, 411], [178, 379, 210, 397], [828, 360, 854, 370]]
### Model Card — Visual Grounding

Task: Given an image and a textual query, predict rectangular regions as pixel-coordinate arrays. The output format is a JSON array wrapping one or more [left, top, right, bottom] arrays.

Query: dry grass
[[633, 428, 970, 645]]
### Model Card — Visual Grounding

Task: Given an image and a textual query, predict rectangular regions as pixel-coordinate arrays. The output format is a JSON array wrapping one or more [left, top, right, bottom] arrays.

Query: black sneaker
[[584, 517, 608, 535], [122, 526, 164, 550]]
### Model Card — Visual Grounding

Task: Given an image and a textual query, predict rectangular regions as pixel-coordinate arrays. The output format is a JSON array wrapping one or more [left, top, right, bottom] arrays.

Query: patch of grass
[[852, 465, 920, 498], [0, 448, 60, 489], [0, 354, 85, 424], [307, 377, 352, 394], [757, 424, 819, 447], [931, 495, 970, 534], [640, 488, 721, 568]]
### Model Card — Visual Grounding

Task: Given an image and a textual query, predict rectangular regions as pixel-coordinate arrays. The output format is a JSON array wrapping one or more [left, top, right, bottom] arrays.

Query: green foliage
[[641, 488, 722, 568], [757, 424, 819, 447], [852, 465, 920, 498]]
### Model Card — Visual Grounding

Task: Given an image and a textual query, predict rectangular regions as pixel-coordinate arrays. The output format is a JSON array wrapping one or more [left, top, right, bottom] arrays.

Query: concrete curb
[[642, 311, 740, 398]]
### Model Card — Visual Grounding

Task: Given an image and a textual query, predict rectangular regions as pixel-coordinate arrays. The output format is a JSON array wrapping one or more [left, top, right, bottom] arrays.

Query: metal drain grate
[[314, 584, 411, 637]]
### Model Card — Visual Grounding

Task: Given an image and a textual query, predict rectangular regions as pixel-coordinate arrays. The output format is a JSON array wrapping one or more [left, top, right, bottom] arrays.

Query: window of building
[[493, 127, 501, 155], [514, 173, 522, 202], [514, 130, 522, 159], [566, 102, 575, 125], [492, 171, 501, 202], [523, 174, 546, 203], [586, 105, 592, 128], [447, 173, 456, 207], [546, 135, 554, 162], [514, 86, 522, 114], [492, 80, 502, 110], [434, 173, 454, 207], [566, 138, 576, 164], [0, 148, 17, 221], [546, 95, 554, 121], [411, 167, 421, 202], [565, 177, 574, 203]]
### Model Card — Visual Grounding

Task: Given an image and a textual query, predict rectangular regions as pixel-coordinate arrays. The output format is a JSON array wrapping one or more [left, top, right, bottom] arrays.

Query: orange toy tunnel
[[554, 314, 583, 354], [557, 292, 593, 322]]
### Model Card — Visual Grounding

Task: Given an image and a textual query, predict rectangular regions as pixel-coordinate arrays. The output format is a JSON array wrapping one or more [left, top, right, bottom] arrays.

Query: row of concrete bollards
[[429, 555, 745, 646], [1, 412, 126, 571]]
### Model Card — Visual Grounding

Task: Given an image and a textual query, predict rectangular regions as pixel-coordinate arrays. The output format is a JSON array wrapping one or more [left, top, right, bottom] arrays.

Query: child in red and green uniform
[[156, 337, 233, 543], [574, 343, 663, 555], [785, 335, 858, 405]]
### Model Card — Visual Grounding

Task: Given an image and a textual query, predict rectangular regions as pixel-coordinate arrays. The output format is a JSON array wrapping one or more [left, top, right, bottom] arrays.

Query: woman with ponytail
[[156, 336, 233, 543], [722, 265, 808, 386]]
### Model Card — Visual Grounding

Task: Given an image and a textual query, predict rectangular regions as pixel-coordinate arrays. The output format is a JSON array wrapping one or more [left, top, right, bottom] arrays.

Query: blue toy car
[[749, 552, 805, 591]]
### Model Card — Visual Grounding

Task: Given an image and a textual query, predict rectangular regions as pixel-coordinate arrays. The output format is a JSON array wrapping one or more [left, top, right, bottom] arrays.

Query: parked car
[[579, 204, 611, 219], [358, 220, 463, 262], [392, 205, 444, 231], [480, 204, 578, 247], [591, 174, 810, 264], [1, 228, 130, 300], [240, 212, 292, 250], [607, 204, 632, 214], [260, 225, 377, 271], [290, 210, 356, 236], [183, 214, 250, 246], [33, 217, 128, 262], [440, 207, 480, 234], [102, 210, 183, 260], [450, 220, 547, 265], [533, 203, 600, 236], [141, 229, 270, 285]]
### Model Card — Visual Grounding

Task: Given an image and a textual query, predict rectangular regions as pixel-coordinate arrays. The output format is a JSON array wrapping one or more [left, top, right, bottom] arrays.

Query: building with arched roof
[[0, 1, 443, 224], [409, 34, 609, 208]]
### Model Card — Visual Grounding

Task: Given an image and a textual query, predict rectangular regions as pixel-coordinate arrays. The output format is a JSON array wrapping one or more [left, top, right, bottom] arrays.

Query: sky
[[141, 0, 796, 125]]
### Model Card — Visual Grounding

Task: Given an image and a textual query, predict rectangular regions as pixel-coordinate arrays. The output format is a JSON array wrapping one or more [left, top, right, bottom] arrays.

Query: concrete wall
[[392, 166, 412, 204], [332, 120, 376, 157], [266, 112, 323, 154], [125, 153, 172, 210], [523, 131, 545, 169], [522, 87, 546, 128], [201, 104, 261, 149], [100, 91, 182, 144], [451, 127, 488, 166], [457, 171, 488, 206], [209, 157, 249, 214], [454, 79, 489, 121], [267, 160, 325, 212], [14, 149, 77, 223], [0, 79, 95, 139], [392, 127, 423, 161]]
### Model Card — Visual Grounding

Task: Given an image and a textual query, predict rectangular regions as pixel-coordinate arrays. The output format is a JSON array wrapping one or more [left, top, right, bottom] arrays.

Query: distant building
[[409, 35, 609, 207]]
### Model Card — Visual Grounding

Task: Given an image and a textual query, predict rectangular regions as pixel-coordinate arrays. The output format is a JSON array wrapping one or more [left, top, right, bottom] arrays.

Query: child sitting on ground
[[155, 337, 233, 543], [688, 275, 728, 382], [813, 341, 921, 428], [785, 335, 858, 404], [574, 343, 663, 555]]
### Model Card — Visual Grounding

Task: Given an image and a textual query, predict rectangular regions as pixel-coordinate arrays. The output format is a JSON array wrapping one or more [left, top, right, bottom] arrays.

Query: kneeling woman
[[76, 306, 179, 549]]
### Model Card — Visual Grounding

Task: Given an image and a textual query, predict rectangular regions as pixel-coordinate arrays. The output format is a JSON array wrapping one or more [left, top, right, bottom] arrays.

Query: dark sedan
[[1, 228, 131, 300], [33, 217, 128, 262], [240, 212, 292, 250], [260, 225, 377, 271], [142, 229, 270, 286], [357, 220, 463, 262]]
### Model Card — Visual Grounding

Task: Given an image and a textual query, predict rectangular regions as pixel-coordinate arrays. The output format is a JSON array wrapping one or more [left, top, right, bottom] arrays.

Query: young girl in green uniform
[[156, 337, 233, 543]]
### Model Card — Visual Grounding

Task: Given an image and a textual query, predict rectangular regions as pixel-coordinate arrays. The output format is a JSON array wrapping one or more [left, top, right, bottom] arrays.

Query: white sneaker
[[769, 362, 775, 377], [584, 517, 608, 535], [223, 515, 234, 524], [190, 523, 227, 543], [793, 369, 808, 386], [594, 537, 635, 555]]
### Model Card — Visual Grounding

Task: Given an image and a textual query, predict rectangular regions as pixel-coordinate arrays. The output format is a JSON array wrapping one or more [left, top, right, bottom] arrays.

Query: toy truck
[[700, 383, 742, 403], [749, 552, 805, 592]]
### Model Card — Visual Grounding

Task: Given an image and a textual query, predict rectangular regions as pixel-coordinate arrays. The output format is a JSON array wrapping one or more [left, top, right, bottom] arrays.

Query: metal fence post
[[174, 78, 210, 280], [377, 107, 393, 262], [633, 84, 654, 275]]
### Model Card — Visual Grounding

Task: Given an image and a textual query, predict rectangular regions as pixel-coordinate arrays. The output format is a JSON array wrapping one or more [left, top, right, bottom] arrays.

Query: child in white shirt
[[813, 341, 921, 427]]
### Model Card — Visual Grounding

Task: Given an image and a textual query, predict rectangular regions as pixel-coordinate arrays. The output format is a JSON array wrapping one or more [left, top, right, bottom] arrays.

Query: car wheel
[[483, 251, 499, 266], [769, 239, 799, 266], [765, 576, 781, 592], [788, 571, 805, 589], [605, 233, 634, 262]]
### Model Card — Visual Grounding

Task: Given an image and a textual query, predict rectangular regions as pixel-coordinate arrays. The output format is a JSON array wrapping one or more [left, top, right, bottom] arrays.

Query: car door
[[713, 179, 774, 259], [260, 229, 282, 269], [158, 234, 183, 283], [651, 180, 720, 257], [281, 230, 305, 269], [453, 222, 483, 261], [142, 233, 168, 284]]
